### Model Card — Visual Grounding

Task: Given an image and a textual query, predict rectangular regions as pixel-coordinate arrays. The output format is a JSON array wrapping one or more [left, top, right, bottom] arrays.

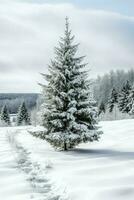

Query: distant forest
[[93, 69, 134, 105], [0, 93, 39, 114], [1, 69, 134, 115]]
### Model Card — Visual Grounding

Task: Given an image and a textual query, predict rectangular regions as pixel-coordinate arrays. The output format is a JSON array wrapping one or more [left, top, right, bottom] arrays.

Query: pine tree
[[41, 18, 102, 150], [118, 85, 127, 112], [98, 102, 105, 115], [118, 81, 131, 113], [0, 105, 10, 126], [126, 85, 134, 114], [108, 88, 118, 112], [129, 100, 134, 115], [17, 102, 31, 126]]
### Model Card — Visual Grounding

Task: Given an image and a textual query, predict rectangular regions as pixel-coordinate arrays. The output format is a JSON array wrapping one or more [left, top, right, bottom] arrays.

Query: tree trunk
[[64, 142, 67, 151]]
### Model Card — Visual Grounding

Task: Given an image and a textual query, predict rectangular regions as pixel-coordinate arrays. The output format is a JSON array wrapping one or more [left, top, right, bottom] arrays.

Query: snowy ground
[[1, 119, 134, 200]]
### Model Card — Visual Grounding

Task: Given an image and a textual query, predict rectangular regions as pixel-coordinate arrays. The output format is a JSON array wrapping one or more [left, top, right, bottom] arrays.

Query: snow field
[[1, 120, 134, 200]]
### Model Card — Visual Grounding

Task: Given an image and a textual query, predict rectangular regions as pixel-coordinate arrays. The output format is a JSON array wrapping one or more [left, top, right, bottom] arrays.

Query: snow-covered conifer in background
[[41, 18, 102, 150], [118, 81, 131, 113], [17, 102, 31, 126], [129, 100, 134, 115], [118, 85, 127, 112], [0, 105, 10, 126], [98, 101, 105, 115], [108, 88, 118, 113], [126, 85, 134, 115]]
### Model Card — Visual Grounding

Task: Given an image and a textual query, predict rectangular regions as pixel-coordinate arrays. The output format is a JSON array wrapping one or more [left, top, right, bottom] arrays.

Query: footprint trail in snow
[[4, 128, 67, 200]]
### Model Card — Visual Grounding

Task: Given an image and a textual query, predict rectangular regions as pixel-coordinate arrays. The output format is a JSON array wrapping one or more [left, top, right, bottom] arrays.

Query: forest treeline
[[93, 69, 134, 105], [0, 93, 38, 113]]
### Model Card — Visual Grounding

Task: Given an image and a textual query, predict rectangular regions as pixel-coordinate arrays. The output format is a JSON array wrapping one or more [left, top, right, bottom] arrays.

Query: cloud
[[0, 1, 134, 92]]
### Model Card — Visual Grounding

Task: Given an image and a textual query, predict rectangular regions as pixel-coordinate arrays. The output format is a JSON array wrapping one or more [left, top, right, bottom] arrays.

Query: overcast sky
[[0, 0, 134, 93]]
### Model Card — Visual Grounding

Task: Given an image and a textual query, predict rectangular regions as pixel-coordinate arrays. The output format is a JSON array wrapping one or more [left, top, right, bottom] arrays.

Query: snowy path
[[0, 127, 66, 200], [1, 120, 134, 200], [0, 128, 33, 200]]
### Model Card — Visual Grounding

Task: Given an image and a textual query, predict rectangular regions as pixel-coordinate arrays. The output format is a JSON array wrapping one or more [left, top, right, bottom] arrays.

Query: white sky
[[0, 0, 134, 92]]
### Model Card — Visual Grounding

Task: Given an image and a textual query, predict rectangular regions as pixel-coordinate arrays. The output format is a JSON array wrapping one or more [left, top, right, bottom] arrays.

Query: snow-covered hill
[[0, 119, 134, 200]]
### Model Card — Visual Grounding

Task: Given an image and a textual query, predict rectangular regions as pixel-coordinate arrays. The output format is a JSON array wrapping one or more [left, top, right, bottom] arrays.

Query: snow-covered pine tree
[[118, 81, 131, 113], [118, 86, 127, 112], [129, 100, 134, 115], [0, 105, 10, 126], [126, 85, 134, 114], [41, 17, 102, 150], [108, 88, 118, 113], [98, 101, 105, 115], [17, 102, 31, 126]]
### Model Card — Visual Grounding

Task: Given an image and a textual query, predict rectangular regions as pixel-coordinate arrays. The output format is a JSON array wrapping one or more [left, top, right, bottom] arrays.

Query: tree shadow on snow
[[68, 148, 134, 161]]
